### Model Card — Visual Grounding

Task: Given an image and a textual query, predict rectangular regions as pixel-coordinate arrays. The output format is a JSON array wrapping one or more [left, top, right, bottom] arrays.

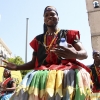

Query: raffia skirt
[[10, 61, 92, 100]]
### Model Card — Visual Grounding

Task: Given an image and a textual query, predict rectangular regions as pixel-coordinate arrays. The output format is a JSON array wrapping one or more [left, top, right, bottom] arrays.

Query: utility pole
[[25, 18, 29, 63]]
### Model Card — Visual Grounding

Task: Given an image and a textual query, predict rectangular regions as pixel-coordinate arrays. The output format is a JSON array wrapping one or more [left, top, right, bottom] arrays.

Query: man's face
[[3, 70, 10, 78], [93, 51, 100, 62], [44, 10, 59, 27]]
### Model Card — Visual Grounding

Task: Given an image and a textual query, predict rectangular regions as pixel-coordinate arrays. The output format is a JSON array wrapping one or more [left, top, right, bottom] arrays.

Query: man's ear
[[58, 17, 59, 21]]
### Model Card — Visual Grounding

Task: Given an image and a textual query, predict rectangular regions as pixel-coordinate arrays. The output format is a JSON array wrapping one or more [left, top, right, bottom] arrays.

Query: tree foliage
[[7, 56, 30, 78], [7, 56, 24, 65]]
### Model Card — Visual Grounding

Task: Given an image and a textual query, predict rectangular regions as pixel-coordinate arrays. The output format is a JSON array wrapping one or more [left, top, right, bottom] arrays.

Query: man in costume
[[0, 6, 91, 100], [90, 50, 100, 93]]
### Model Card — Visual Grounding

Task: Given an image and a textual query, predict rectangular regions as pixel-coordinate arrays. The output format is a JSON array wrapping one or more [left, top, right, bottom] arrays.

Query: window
[[0, 50, 3, 57], [0, 59, 2, 65], [93, 1, 99, 8], [0, 50, 3, 55], [4, 54, 7, 59]]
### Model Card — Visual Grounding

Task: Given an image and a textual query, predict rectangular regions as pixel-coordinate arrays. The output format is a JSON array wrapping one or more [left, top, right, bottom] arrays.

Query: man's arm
[[1, 55, 36, 70], [16, 55, 36, 70]]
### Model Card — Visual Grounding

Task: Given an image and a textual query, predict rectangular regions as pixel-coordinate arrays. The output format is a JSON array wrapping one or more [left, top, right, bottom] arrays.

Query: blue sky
[[0, 0, 93, 65]]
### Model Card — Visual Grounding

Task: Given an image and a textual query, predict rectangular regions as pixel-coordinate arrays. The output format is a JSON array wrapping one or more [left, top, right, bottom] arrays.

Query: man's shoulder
[[35, 33, 44, 41], [60, 29, 80, 37], [88, 64, 94, 68], [61, 29, 79, 32], [68, 29, 79, 32], [36, 33, 44, 38]]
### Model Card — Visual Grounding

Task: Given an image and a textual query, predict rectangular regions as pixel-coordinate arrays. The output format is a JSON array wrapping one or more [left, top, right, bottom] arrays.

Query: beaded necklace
[[44, 29, 60, 52]]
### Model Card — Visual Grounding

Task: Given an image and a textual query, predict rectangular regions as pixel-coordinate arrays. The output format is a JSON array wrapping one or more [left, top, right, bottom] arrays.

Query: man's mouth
[[47, 18, 54, 22], [47, 19, 53, 22]]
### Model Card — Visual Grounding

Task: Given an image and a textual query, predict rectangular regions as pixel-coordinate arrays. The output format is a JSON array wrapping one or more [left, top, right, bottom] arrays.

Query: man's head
[[93, 50, 100, 62], [43, 6, 59, 27], [44, 6, 58, 16], [3, 68, 11, 78]]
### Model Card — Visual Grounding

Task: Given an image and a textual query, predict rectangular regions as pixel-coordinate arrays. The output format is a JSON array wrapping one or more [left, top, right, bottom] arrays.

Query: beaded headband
[[93, 50, 100, 55], [44, 6, 58, 16]]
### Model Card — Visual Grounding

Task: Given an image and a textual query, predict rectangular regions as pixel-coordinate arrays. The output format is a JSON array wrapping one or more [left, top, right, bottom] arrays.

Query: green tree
[[7, 56, 30, 78], [7, 56, 24, 65]]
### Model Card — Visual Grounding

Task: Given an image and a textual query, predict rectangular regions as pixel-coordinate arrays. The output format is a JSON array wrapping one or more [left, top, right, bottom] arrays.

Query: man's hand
[[50, 44, 77, 59], [0, 60, 17, 70]]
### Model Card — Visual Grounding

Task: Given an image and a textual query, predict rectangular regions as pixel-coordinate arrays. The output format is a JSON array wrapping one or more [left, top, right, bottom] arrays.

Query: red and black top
[[90, 64, 100, 93], [30, 29, 90, 72]]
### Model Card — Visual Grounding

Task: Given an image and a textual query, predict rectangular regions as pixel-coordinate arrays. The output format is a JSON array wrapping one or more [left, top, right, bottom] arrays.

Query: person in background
[[0, 68, 16, 100], [89, 50, 100, 93], [0, 6, 91, 100]]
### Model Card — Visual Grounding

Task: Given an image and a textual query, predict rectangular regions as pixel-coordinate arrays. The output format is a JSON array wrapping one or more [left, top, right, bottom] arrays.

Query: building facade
[[0, 38, 12, 65], [85, 0, 100, 51], [0, 38, 22, 83]]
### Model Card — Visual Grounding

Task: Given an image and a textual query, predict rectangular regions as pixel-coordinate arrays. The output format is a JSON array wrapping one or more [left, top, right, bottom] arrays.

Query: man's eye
[[45, 14, 48, 17], [50, 13, 55, 16]]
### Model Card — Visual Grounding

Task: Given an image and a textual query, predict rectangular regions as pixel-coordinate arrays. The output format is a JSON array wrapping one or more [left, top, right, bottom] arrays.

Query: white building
[[0, 38, 12, 65], [0, 38, 22, 83]]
